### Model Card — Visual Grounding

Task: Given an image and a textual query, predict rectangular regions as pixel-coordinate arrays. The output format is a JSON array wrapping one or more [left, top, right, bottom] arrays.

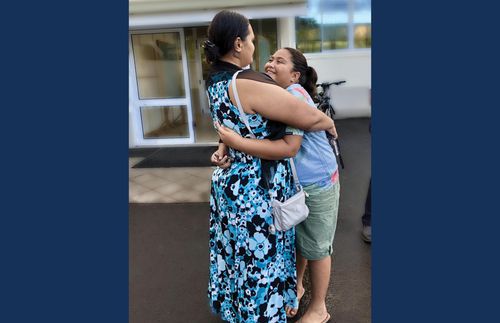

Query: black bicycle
[[316, 80, 346, 169]]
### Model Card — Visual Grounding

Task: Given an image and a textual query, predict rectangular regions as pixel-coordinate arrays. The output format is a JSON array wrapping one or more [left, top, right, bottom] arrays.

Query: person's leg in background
[[361, 179, 371, 243]]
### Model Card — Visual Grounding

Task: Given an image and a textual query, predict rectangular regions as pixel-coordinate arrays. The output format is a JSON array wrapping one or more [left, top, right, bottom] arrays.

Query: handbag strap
[[231, 70, 255, 139], [231, 70, 301, 190]]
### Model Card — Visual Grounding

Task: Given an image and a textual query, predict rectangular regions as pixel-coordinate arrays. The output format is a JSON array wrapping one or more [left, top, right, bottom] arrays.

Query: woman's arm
[[216, 122, 302, 160], [229, 79, 336, 135]]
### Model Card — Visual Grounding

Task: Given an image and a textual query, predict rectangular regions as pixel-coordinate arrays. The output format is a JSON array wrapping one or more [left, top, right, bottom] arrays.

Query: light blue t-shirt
[[285, 84, 338, 188]]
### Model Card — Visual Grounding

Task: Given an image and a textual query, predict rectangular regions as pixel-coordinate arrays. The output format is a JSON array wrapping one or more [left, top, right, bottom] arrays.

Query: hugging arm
[[216, 122, 302, 160], [230, 79, 336, 136]]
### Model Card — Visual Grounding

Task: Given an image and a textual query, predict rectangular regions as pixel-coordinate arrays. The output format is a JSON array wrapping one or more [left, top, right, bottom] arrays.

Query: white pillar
[[278, 17, 296, 49]]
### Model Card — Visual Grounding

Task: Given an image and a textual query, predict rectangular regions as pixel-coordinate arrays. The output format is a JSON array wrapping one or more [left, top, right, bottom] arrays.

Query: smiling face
[[264, 48, 300, 89]]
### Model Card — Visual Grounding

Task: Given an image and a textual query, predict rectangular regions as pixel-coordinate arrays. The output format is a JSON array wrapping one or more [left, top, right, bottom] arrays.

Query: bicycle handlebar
[[316, 80, 346, 88]]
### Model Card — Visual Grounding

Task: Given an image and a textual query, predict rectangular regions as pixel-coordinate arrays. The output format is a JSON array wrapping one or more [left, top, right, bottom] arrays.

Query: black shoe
[[361, 225, 371, 243]]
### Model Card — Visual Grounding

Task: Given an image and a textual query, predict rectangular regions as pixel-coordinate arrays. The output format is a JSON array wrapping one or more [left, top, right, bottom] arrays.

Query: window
[[354, 0, 371, 48], [296, 0, 371, 53], [131, 32, 186, 99], [250, 18, 278, 72]]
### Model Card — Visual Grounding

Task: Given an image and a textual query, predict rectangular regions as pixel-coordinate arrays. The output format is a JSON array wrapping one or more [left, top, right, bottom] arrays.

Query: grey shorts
[[295, 181, 340, 260]]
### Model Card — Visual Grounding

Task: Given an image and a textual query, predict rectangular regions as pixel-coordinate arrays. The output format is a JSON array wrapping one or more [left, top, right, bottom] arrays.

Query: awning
[[130, 0, 306, 15], [129, 0, 307, 29]]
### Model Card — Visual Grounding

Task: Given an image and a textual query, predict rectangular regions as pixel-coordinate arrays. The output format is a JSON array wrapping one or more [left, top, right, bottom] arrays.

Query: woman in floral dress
[[204, 10, 337, 323]]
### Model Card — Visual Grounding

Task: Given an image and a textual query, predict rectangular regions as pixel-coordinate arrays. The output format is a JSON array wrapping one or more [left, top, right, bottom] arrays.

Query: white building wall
[[307, 51, 371, 119], [306, 51, 371, 88]]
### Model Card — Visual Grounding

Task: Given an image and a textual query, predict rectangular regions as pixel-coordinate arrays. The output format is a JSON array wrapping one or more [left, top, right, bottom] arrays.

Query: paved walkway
[[129, 159, 213, 203]]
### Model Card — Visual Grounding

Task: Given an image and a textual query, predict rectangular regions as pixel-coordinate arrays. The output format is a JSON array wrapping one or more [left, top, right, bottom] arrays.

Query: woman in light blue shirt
[[214, 47, 340, 323]]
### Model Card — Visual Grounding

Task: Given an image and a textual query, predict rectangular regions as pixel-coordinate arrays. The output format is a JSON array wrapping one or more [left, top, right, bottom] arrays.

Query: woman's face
[[239, 25, 255, 67], [264, 48, 299, 89]]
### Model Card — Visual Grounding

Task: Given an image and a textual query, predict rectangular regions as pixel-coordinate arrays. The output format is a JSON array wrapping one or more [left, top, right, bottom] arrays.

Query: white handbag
[[231, 70, 309, 231]]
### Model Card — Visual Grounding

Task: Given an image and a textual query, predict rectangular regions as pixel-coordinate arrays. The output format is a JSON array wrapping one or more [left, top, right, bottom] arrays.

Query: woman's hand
[[211, 144, 231, 169], [214, 122, 244, 149], [211, 150, 231, 169], [327, 121, 338, 139]]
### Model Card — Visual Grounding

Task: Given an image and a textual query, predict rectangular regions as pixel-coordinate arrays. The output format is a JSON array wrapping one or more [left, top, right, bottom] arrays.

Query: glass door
[[129, 29, 194, 146], [184, 26, 219, 143]]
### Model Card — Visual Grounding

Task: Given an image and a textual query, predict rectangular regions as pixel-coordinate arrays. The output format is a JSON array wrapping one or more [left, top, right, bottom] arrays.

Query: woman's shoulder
[[206, 70, 232, 89], [238, 69, 279, 86], [287, 84, 311, 101]]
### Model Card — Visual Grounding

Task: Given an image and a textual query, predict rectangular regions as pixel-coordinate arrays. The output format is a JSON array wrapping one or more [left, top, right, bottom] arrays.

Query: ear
[[233, 37, 242, 53], [291, 71, 301, 83]]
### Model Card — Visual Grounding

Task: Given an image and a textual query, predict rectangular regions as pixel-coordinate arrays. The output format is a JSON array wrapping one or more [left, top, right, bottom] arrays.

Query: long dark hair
[[284, 47, 318, 99], [204, 10, 250, 64]]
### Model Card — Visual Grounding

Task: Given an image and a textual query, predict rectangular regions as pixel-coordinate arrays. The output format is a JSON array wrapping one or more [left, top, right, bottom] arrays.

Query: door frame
[[129, 28, 194, 146], [194, 37, 210, 117]]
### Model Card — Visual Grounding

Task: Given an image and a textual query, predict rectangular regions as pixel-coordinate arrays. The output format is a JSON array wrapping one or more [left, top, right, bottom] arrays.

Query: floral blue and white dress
[[207, 61, 298, 322]]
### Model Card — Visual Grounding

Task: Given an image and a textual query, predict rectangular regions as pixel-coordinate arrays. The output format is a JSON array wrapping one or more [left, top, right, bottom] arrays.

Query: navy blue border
[[374, 1, 499, 322], [2, 2, 129, 322]]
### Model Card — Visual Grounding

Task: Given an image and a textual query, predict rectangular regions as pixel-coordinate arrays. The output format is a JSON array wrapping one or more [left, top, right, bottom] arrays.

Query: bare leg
[[286, 250, 307, 317], [298, 255, 331, 323], [296, 249, 307, 300]]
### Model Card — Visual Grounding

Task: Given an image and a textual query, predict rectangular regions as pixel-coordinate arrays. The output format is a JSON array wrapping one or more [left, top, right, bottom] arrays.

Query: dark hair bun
[[203, 40, 220, 63]]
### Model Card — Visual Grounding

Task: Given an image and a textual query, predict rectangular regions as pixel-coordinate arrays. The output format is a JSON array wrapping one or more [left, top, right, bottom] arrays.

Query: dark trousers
[[362, 179, 371, 226]]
